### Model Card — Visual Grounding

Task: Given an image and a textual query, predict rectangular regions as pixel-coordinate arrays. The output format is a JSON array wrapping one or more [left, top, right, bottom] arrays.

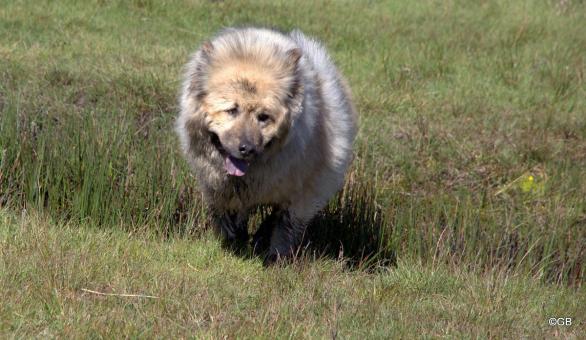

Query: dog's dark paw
[[262, 253, 279, 267], [262, 252, 295, 267]]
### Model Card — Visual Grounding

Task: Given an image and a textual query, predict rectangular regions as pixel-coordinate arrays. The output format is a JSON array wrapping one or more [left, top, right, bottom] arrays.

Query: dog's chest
[[213, 173, 293, 210]]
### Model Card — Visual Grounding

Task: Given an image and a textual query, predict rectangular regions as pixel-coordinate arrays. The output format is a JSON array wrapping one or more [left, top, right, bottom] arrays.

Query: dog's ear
[[285, 48, 302, 100], [286, 48, 302, 68], [284, 48, 303, 102], [200, 40, 214, 58], [187, 42, 214, 101]]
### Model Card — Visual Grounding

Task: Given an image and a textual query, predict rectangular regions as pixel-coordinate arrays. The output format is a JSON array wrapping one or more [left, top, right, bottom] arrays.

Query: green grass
[[1, 209, 584, 338], [0, 0, 585, 336]]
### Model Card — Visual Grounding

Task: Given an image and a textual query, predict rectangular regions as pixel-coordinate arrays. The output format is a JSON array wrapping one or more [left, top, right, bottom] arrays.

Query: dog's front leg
[[251, 208, 280, 255], [213, 210, 249, 250], [263, 209, 308, 266]]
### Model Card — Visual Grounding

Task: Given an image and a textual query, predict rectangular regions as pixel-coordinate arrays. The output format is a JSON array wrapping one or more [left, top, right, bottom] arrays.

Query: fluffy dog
[[176, 27, 357, 265]]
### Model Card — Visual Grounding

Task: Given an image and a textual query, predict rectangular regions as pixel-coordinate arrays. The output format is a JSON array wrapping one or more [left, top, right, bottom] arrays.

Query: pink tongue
[[224, 156, 248, 177]]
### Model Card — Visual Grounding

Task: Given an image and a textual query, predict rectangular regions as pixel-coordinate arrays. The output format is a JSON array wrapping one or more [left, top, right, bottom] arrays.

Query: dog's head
[[186, 35, 303, 176]]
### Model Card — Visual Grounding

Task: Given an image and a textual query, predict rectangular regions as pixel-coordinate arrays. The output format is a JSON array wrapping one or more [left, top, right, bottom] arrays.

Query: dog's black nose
[[239, 143, 255, 157]]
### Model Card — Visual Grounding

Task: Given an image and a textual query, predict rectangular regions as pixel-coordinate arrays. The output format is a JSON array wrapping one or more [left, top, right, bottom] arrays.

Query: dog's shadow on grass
[[232, 179, 396, 270], [302, 181, 396, 270]]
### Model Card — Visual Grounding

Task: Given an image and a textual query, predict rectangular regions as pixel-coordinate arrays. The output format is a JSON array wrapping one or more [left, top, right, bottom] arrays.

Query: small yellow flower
[[520, 175, 533, 193], [519, 174, 543, 194]]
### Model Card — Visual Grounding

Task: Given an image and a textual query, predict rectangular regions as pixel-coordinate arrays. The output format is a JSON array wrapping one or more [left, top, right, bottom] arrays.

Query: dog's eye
[[257, 113, 270, 123], [226, 107, 238, 116]]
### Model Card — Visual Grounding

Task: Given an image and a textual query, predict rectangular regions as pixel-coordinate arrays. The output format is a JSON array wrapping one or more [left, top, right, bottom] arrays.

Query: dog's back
[[290, 30, 357, 173]]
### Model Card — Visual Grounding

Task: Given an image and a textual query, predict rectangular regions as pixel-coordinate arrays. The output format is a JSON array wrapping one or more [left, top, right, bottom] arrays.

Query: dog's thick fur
[[176, 27, 357, 265]]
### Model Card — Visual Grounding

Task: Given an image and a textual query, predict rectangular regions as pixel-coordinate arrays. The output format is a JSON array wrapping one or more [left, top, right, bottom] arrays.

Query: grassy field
[[0, 0, 585, 337], [2, 209, 585, 338]]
